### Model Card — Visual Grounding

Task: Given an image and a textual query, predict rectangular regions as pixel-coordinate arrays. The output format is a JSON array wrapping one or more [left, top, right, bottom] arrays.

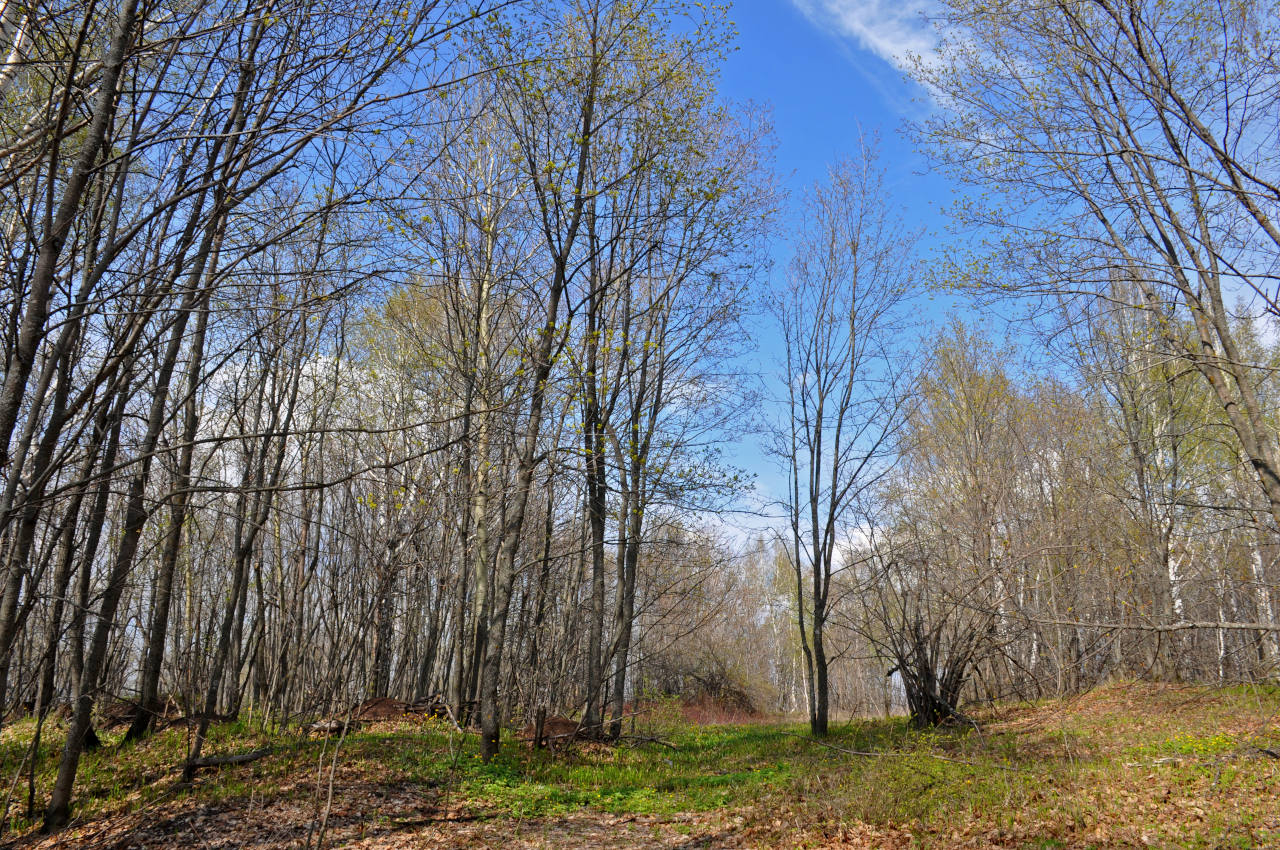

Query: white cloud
[[791, 0, 939, 70]]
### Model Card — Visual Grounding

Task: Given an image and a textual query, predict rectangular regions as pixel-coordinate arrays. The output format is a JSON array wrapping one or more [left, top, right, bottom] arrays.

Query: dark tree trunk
[[127, 297, 210, 741], [45, 281, 195, 830]]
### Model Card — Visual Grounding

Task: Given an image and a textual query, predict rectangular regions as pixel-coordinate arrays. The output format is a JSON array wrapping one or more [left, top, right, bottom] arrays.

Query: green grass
[[3, 683, 1279, 847], [474, 723, 805, 815]]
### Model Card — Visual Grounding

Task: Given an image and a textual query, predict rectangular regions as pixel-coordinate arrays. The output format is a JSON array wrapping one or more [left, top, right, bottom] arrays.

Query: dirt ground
[[8, 793, 749, 850], [5, 683, 1278, 849]]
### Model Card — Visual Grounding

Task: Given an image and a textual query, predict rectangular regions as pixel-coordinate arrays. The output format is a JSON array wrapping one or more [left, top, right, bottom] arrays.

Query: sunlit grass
[[1, 682, 1277, 846]]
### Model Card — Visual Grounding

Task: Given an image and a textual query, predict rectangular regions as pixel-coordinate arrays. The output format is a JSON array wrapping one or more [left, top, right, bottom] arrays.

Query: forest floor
[[0, 682, 1277, 848]]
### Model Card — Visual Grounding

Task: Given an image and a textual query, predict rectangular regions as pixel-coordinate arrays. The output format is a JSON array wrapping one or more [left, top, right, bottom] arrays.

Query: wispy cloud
[[791, 0, 939, 69]]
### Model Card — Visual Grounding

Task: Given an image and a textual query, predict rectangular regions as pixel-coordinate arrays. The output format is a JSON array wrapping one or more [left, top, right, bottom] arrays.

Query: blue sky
[[720, 0, 940, 194], [710, 1, 966, 528]]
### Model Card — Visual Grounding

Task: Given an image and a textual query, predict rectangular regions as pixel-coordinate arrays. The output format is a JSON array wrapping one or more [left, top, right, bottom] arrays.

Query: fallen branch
[[617, 734, 679, 751], [1124, 757, 1185, 767], [179, 747, 272, 773]]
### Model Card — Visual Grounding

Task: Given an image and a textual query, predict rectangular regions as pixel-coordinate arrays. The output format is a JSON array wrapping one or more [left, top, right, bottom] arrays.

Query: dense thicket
[[0, 0, 772, 829]]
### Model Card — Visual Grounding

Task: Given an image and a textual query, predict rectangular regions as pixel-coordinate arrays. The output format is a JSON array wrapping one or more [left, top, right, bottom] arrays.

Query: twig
[[1033, 617, 1280, 633], [0, 730, 35, 833], [311, 709, 353, 850], [617, 734, 679, 750], [439, 701, 465, 733]]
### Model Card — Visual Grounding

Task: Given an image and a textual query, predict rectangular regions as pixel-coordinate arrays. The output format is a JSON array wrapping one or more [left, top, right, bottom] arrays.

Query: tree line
[[774, 0, 1280, 737], [0, 0, 773, 830]]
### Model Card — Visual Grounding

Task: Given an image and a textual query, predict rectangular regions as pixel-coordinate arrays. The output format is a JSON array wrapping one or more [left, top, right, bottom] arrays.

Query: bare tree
[[772, 143, 916, 736], [914, 0, 1280, 558]]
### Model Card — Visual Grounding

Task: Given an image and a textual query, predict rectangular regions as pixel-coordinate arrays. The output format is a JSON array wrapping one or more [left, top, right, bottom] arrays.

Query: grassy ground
[[0, 682, 1277, 848]]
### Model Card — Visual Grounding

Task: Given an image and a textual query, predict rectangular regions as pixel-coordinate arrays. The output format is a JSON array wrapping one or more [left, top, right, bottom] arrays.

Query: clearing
[[1, 683, 1278, 848]]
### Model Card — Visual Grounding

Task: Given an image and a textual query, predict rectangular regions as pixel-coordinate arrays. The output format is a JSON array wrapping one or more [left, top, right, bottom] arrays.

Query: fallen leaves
[[5, 682, 1279, 849]]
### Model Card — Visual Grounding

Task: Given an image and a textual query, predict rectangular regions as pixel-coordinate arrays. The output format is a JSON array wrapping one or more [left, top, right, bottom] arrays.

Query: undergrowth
[[0, 682, 1276, 847]]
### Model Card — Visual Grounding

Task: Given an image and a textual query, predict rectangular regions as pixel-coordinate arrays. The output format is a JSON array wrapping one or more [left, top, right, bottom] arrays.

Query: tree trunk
[[127, 296, 210, 741], [0, 0, 138, 472], [45, 285, 193, 830]]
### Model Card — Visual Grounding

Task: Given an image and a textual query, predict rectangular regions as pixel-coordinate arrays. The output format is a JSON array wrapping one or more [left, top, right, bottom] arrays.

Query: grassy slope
[[0, 682, 1277, 848]]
